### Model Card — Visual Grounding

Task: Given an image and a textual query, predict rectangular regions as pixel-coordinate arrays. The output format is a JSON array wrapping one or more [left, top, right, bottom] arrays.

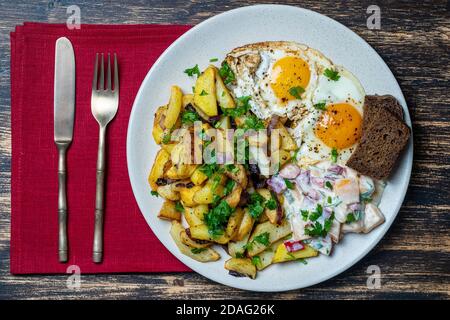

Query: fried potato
[[157, 200, 181, 221], [180, 229, 211, 249], [164, 86, 183, 129], [270, 149, 291, 168], [191, 167, 208, 186], [152, 105, 167, 144], [170, 221, 220, 262], [156, 183, 180, 201], [228, 232, 250, 258], [194, 66, 218, 116], [275, 122, 297, 151], [272, 243, 318, 263], [224, 164, 248, 188], [165, 164, 197, 180], [148, 149, 171, 191], [256, 188, 282, 225], [233, 208, 255, 241], [184, 206, 204, 227], [161, 142, 177, 154], [192, 178, 225, 205], [179, 185, 202, 207], [213, 67, 236, 109], [253, 239, 284, 271], [189, 224, 229, 244], [224, 258, 256, 279], [247, 219, 291, 257], [226, 207, 245, 238], [224, 184, 243, 209]]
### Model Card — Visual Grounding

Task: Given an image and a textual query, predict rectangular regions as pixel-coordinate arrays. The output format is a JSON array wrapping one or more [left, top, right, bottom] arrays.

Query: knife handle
[[93, 126, 106, 263], [57, 143, 69, 263]]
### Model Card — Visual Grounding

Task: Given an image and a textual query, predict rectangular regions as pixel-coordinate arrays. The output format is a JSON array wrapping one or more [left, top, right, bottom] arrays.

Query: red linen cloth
[[10, 23, 192, 273]]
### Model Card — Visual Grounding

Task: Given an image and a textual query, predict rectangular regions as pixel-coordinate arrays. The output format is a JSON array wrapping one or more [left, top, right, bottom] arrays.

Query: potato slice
[[163, 86, 183, 129], [152, 105, 166, 144], [272, 243, 318, 263], [189, 224, 229, 244], [226, 207, 245, 238], [192, 178, 225, 204], [180, 230, 211, 249], [170, 221, 220, 262], [179, 185, 202, 207], [233, 208, 255, 241], [224, 164, 248, 189], [161, 142, 177, 154], [214, 67, 236, 109], [148, 149, 171, 191], [256, 188, 282, 225], [156, 183, 180, 201], [224, 258, 256, 279], [275, 122, 297, 151], [253, 239, 284, 271], [247, 219, 291, 257], [191, 167, 208, 186], [270, 149, 291, 168], [194, 67, 218, 116], [184, 206, 204, 227], [224, 184, 243, 209], [166, 164, 197, 180], [228, 232, 250, 258], [183, 93, 210, 121], [157, 200, 181, 221]]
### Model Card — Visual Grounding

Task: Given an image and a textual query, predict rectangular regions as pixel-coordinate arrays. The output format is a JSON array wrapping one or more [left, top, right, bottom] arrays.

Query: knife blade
[[54, 37, 75, 263]]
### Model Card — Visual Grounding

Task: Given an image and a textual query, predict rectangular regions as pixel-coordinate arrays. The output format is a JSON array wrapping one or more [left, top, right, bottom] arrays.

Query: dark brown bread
[[346, 96, 410, 180]]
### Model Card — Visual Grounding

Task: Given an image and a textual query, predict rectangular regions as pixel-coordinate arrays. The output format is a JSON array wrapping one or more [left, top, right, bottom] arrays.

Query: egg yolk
[[271, 56, 310, 102], [315, 103, 362, 149]]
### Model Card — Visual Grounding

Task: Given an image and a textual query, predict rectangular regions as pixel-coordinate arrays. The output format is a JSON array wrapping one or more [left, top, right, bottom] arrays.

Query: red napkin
[[10, 23, 193, 274]]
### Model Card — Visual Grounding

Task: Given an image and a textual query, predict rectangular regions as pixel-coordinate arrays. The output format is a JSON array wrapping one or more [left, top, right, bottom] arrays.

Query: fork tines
[[92, 53, 119, 92]]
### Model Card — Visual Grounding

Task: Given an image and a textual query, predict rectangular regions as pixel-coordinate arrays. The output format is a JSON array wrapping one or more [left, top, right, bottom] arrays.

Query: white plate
[[127, 4, 413, 292]]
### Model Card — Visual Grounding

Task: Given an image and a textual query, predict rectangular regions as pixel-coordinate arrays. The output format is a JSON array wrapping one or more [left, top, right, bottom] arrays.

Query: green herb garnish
[[248, 192, 266, 219], [265, 196, 277, 210], [199, 89, 208, 96], [346, 213, 356, 223], [184, 64, 200, 77], [209, 58, 219, 62], [253, 232, 270, 246], [235, 252, 245, 259], [284, 179, 294, 190], [181, 109, 200, 125], [175, 201, 184, 213], [313, 102, 327, 111], [150, 191, 159, 197], [191, 248, 206, 254], [242, 115, 265, 131], [325, 181, 333, 190], [331, 148, 338, 163], [218, 61, 235, 85], [301, 210, 309, 221], [288, 86, 305, 99], [251, 256, 261, 266], [222, 96, 251, 118], [204, 200, 234, 237], [225, 164, 239, 174], [162, 133, 171, 144], [305, 213, 335, 238], [224, 179, 236, 196], [199, 163, 221, 178], [324, 68, 340, 81]]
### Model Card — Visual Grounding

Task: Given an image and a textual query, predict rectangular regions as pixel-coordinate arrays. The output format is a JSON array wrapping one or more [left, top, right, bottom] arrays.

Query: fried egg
[[225, 42, 332, 119], [294, 66, 365, 164]]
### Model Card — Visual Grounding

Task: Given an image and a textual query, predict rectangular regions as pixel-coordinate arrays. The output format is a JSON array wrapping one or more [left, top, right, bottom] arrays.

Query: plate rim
[[126, 4, 413, 292]]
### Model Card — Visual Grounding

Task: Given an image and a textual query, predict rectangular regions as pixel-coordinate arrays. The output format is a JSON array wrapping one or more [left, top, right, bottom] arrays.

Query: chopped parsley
[[253, 232, 270, 246], [301, 210, 309, 221], [284, 179, 294, 190], [297, 258, 308, 265], [313, 102, 327, 111], [248, 192, 266, 219], [331, 148, 338, 163], [211, 174, 222, 191], [209, 58, 219, 62], [324, 68, 340, 81], [218, 61, 235, 85], [150, 190, 159, 197], [288, 86, 305, 99], [175, 201, 184, 213], [199, 163, 223, 178], [191, 248, 206, 254], [327, 196, 332, 204], [181, 109, 200, 125], [325, 181, 333, 190], [235, 252, 245, 259], [162, 133, 171, 144], [184, 64, 200, 77], [242, 115, 265, 131], [204, 200, 234, 237], [291, 148, 300, 163], [222, 96, 251, 118], [251, 256, 261, 266], [346, 212, 357, 223], [265, 196, 278, 210], [224, 179, 236, 196], [199, 89, 208, 96], [225, 164, 239, 174], [305, 213, 335, 238]]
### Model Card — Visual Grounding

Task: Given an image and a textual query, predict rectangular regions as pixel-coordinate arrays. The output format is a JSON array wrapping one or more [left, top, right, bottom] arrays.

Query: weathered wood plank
[[0, 0, 449, 300]]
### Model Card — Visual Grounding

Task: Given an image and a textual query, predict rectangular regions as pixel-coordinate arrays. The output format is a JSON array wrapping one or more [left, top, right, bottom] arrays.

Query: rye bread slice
[[346, 96, 410, 180]]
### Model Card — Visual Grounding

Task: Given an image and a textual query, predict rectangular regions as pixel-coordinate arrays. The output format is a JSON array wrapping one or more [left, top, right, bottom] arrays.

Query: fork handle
[[93, 125, 107, 263], [57, 143, 69, 263]]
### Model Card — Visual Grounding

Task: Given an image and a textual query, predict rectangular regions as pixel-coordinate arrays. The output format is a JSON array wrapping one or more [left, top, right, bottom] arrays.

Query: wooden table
[[0, 0, 448, 300]]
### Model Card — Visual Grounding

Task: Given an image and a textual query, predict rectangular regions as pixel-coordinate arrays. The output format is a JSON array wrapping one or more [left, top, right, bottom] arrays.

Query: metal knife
[[54, 37, 75, 263]]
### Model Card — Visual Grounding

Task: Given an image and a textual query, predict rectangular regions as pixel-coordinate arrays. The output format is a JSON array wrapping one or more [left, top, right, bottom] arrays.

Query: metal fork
[[91, 53, 119, 263]]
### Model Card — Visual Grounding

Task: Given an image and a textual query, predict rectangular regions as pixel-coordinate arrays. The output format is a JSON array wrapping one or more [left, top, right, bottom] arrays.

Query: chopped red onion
[[328, 165, 344, 175], [311, 176, 324, 188], [283, 240, 304, 252], [307, 189, 321, 200], [349, 202, 362, 211], [267, 175, 286, 194]]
